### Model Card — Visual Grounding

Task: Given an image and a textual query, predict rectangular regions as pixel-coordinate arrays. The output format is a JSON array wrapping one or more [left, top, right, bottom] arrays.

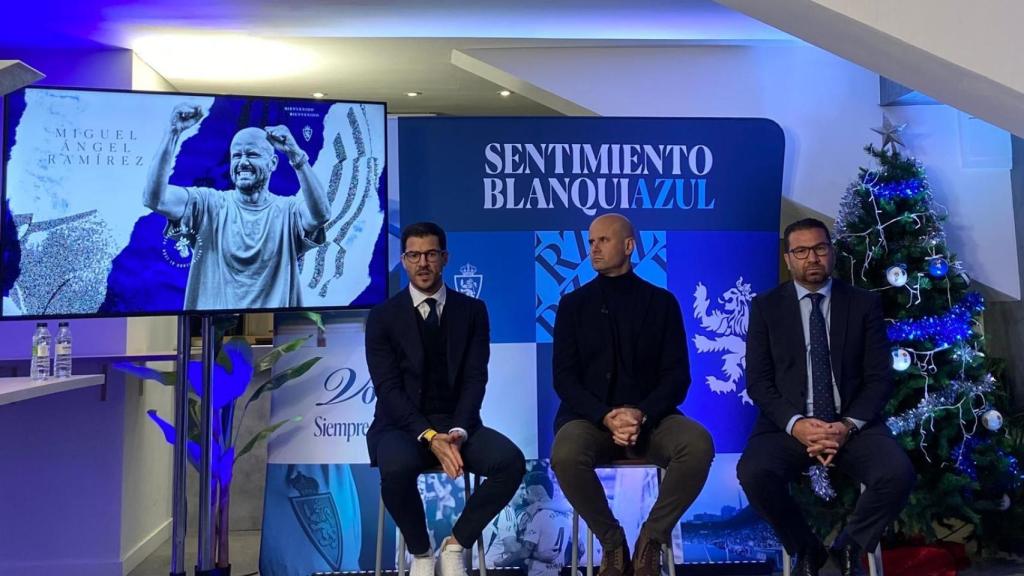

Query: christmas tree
[[817, 116, 1024, 549]]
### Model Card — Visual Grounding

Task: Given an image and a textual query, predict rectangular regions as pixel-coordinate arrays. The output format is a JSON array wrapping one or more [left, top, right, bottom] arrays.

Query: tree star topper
[[872, 115, 908, 152]]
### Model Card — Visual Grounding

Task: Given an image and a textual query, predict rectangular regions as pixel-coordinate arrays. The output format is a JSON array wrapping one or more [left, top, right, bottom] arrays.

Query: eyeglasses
[[787, 243, 831, 260], [402, 249, 445, 263]]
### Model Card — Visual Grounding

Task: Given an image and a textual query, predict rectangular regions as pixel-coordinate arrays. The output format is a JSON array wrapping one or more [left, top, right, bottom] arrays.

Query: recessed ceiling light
[[312, 92, 326, 98], [406, 91, 422, 97], [498, 90, 512, 97]]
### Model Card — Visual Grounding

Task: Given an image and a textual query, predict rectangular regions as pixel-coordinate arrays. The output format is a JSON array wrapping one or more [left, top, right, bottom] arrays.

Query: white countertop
[[0, 374, 106, 407]]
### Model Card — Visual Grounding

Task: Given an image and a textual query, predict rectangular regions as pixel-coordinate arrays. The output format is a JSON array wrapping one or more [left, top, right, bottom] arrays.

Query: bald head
[[592, 213, 635, 239], [229, 127, 278, 194], [588, 213, 635, 276], [231, 127, 275, 155]]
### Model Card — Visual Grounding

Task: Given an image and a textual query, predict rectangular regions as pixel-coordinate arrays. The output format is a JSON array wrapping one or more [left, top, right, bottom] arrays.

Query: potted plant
[[117, 314, 324, 574]]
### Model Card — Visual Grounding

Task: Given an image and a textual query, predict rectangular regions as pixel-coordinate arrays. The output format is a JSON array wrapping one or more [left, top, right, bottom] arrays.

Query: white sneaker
[[438, 539, 469, 576], [410, 554, 435, 576]]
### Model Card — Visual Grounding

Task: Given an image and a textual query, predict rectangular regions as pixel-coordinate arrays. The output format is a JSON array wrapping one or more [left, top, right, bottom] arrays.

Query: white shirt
[[409, 282, 447, 320], [787, 279, 865, 434]]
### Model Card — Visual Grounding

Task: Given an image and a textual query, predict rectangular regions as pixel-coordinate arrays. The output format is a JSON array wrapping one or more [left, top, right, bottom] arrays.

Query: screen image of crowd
[[397, 460, 783, 575]]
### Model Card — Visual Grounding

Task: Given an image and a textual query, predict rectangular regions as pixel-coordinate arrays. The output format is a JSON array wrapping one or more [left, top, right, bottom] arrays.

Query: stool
[[374, 468, 487, 576], [570, 460, 677, 576], [780, 484, 883, 576]]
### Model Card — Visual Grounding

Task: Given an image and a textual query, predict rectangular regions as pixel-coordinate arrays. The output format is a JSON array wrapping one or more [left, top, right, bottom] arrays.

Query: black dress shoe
[[793, 544, 828, 576], [829, 542, 864, 576]]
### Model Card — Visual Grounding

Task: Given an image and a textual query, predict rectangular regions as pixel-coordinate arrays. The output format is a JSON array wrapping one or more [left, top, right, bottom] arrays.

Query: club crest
[[455, 262, 483, 298]]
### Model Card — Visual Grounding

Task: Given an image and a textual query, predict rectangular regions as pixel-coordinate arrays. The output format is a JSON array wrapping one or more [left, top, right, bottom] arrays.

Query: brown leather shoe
[[631, 529, 663, 576], [599, 532, 632, 576]]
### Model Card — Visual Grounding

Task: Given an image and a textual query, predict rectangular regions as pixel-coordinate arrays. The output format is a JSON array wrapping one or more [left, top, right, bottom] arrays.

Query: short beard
[[234, 173, 267, 194]]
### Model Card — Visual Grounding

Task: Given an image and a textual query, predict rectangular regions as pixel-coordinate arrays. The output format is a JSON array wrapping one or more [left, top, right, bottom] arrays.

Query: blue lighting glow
[[887, 292, 984, 346], [863, 175, 926, 201]]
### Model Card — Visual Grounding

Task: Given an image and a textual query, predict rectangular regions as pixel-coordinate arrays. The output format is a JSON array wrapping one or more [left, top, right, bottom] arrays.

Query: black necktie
[[807, 292, 837, 421], [424, 297, 439, 328]]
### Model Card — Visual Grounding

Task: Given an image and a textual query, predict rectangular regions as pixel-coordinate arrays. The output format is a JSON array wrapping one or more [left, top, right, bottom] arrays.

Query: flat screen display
[[1, 86, 387, 318]]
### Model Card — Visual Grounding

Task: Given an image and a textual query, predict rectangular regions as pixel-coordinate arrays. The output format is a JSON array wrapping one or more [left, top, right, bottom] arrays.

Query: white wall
[[118, 55, 179, 574], [715, 0, 1024, 138], [120, 377, 174, 575], [809, 0, 1024, 95], [884, 106, 1017, 299], [454, 42, 1019, 299]]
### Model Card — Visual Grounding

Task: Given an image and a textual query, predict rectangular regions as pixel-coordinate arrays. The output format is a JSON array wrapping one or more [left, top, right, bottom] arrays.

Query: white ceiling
[[6, 0, 794, 115]]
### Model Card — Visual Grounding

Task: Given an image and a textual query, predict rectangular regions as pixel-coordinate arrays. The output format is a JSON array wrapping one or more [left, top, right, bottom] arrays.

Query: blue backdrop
[[260, 116, 786, 575]]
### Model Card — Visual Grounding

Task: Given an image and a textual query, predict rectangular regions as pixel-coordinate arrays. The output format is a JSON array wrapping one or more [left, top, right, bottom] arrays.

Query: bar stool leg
[[782, 549, 791, 576], [398, 531, 407, 576], [571, 511, 580, 576], [868, 541, 883, 576], [463, 472, 488, 576], [376, 490, 386, 576], [656, 468, 677, 576], [587, 526, 595, 576]]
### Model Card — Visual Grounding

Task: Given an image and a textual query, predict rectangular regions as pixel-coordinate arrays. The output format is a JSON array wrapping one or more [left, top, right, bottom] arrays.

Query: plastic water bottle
[[55, 321, 72, 378], [31, 322, 51, 381]]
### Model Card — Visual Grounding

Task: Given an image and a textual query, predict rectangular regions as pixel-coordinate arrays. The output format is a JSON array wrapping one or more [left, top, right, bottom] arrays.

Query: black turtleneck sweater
[[596, 270, 644, 407]]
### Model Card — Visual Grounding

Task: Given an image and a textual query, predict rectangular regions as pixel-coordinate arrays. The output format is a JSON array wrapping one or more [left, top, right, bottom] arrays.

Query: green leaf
[[300, 312, 325, 332], [245, 357, 322, 409], [256, 335, 313, 372], [235, 417, 302, 462], [113, 362, 177, 386]]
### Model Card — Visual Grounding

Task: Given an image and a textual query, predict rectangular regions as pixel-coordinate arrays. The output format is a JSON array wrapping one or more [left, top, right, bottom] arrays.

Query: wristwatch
[[422, 428, 438, 444], [840, 417, 860, 436]]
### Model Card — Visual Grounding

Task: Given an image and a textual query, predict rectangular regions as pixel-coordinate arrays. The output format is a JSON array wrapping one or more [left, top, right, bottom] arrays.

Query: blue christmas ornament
[[929, 257, 949, 278]]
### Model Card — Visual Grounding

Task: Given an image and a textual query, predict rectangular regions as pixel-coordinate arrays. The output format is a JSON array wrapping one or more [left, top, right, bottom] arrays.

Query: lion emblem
[[692, 277, 755, 405]]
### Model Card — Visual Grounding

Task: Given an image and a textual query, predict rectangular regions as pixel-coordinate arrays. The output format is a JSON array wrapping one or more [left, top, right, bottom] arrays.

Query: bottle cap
[[58, 321, 69, 327], [36, 322, 46, 327]]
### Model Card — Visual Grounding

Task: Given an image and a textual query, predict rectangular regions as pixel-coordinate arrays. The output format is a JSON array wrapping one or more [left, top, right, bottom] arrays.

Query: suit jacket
[[365, 286, 490, 465], [552, 274, 690, 432], [745, 278, 893, 436]]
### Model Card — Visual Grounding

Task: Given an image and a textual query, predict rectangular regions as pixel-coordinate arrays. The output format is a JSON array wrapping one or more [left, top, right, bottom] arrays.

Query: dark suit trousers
[[376, 420, 526, 555], [550, 415, 715, 546], [737, 425, 915, 554]]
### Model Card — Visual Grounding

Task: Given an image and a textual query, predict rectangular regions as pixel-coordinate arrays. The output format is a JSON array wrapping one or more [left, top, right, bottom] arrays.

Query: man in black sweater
[[550, 214, 714, 576]]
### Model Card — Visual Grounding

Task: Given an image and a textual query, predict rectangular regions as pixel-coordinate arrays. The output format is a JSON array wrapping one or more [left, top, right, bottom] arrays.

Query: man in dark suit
[[366, 222, 526, 576], [738, 218, 915, 576], [550, 214, 714, 576]]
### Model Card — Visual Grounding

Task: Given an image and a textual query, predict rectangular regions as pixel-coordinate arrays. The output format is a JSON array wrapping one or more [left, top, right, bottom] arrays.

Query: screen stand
[[170, 315, 189, 576], [196, 314, 218, 576]]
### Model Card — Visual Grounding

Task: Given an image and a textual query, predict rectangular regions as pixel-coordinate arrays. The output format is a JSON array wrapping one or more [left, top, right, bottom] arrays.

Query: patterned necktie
[[424, 297, 440, 328], [807, 292, 837, 422]]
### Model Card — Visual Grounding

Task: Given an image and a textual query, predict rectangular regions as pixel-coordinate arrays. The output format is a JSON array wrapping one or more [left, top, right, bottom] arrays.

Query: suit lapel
[[397, 289, 424, 371], [829, 279, 849, 391], [781, 282, 808, 387]]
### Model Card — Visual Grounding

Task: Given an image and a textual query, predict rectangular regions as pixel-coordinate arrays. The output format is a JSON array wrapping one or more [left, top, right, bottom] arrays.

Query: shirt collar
[[410, 283, 447, 309], [794, 277, 832, 301]]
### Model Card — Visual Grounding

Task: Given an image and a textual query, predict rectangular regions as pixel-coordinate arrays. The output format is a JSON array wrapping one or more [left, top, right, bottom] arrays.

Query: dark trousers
[[376, 422, 526, 555], [737, 425, 915, 555], [550, 415, 715, 546]]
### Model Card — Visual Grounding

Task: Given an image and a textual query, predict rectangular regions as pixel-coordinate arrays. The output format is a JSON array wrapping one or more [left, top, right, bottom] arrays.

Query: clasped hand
[[429, 433, 465, 479], [792, 418, 851, 466], [603, 407, 644, 447]]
